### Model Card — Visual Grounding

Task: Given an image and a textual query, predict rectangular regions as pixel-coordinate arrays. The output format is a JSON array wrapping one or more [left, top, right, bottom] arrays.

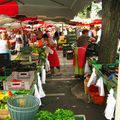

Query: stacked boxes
[[3, 71, 35, 90]]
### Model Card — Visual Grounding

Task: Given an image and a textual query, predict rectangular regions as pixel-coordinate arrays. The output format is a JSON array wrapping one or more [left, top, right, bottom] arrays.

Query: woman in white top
[[0, 32, 11, 66], [15, 30, 24, 52]]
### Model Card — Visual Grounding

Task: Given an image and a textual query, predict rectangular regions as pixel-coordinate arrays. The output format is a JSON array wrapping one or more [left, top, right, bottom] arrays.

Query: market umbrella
[[0, 15, 16, 26], [2, 21, 27, 30], [0, 0, 18, 17]]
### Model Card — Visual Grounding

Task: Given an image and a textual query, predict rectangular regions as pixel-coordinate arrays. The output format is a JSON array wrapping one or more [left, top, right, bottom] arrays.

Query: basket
[[7, 95, 40, 120]]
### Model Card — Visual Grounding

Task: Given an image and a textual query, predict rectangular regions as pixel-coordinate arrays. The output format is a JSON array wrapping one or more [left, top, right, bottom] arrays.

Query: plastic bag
[[37, 72, 46, 98], [87, 68, 97, 87], [84, 60, 91, 75], [96, 77, 105, 96], [41, 67, 46, 84], [45, 59, 50, 72], [105, 89, 116, 120], [34, 84, 42, 106]]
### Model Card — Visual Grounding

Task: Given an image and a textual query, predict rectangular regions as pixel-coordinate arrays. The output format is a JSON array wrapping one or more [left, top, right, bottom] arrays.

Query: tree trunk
[[98, 0, 120, 64]]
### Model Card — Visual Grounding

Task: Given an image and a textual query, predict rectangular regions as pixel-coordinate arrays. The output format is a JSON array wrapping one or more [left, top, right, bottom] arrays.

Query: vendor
[[77, 29, 95, 47], [42, 33, 61, 75], [74, 29, 95, 78]]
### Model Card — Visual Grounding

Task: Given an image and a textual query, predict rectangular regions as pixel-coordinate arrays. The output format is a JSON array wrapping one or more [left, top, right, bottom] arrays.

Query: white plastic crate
[[3, 71, 35, 90]]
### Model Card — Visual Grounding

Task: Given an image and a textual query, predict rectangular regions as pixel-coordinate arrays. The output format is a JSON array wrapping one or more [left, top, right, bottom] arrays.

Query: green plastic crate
[[0, 76, 7, 81], [75, 115, 86, 120]]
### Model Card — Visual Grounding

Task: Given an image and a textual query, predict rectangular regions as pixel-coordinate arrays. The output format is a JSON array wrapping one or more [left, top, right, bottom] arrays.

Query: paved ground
[[40, 51, 107, 120]]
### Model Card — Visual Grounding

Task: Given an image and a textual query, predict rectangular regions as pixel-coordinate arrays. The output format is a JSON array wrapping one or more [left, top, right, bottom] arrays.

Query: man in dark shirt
[[77, 29, 96, 47], [77, 29, 90, 47]]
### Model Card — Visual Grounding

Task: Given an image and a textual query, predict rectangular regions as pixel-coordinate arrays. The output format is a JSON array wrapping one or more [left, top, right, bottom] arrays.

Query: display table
[[87, 57, 118, 97]]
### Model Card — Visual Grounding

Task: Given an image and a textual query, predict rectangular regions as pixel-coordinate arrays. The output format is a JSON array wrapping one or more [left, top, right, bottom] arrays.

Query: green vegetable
[[21, 46, 32, 55], [35, 110, 54, 120], [5, 115, 11, 120], [2, 96, 9, 103], [35, 109, 75, 120], [54, 108, 75, 120], [31, 45, 46, 72], [0, 103, 5, 109], [14, 90, 30, 95]]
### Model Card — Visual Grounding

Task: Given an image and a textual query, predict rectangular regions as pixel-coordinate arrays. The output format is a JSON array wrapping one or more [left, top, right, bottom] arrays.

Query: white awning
[[17, 0, 101, 19]]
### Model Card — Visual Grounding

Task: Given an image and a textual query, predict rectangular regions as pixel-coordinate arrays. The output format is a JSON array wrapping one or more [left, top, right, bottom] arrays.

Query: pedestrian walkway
[[41, 50, 106, 120], [47, 51, 75, 80]]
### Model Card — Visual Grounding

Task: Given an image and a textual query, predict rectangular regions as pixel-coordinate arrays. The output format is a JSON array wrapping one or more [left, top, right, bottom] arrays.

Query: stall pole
[[115, 54, 120, 120]]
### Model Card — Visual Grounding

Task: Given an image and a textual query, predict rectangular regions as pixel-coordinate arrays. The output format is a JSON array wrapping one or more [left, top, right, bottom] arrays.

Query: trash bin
[[7, 95, 40, 120]]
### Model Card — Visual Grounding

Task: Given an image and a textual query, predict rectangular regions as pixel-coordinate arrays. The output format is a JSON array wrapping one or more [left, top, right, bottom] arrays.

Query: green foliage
[[78, 1, 102, 18], [13, 90, 30, 95], [54, 108, 75, 120], [1, 96, 9, 103], [35, 110, 54, 120], [31, 45, 46, 54], [0, 96, 9, 109], [21, 46, 32, 55], [31, 45, 46, 72], [5, 115, 11, 120], [35, 109, 75, 120], [78, 4, 92, 18]]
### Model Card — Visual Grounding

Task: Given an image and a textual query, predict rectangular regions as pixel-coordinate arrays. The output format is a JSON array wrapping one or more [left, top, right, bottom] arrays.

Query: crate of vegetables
[[3, 71, 35, 90]]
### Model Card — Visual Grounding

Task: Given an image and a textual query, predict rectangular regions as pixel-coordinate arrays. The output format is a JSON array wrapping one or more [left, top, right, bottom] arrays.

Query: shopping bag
[[45, 59, 50, 72], [84, 60, 91, 75], [34, 84, 42, 106], [37, 72, 46, 98], [87, 68, 97, 87], [41, 67, 46, 84], [105, 89, 116, 120], [96, 77, 105, 96]]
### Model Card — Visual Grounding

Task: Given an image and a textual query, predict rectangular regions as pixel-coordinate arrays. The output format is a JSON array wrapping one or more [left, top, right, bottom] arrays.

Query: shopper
[[88, 25, 97, 42], [0, 32, 11, 67], [36, 28, 43, 40], [15, 30, 24, 52]]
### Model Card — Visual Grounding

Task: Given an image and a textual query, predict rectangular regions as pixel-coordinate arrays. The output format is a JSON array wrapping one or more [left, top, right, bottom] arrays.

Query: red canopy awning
[[0, 0, 18, 17], [90, 19, 102, 25], [20, 17, 38, 22], [76, 19, 102, 26]]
